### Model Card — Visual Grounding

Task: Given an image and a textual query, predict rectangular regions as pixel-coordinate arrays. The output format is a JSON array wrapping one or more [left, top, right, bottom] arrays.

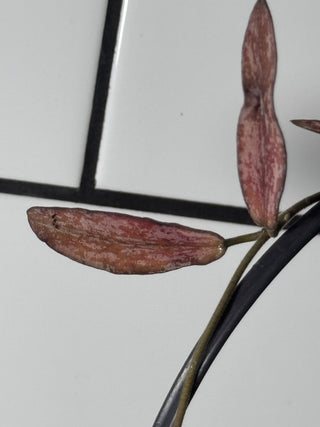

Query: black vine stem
[[153, 201, 320, 427]]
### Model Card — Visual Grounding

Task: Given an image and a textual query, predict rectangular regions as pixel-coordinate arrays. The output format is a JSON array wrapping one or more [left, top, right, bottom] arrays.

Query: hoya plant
[[27, 1, 320, 426]]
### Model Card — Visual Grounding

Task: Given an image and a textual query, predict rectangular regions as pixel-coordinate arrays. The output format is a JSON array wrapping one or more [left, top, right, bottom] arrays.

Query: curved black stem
[[153, 201, 320, 427]]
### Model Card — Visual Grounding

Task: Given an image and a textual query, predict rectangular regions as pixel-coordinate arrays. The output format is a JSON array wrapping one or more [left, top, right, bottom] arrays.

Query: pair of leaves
[[28, 0, 289, 273]]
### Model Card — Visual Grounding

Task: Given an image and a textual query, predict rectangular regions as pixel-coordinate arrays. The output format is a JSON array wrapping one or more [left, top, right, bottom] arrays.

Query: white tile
[[2, 193, 320, 426], [0, 0, 108, 186], [97, 0, 320, 212], [97, 0, 244, 205]]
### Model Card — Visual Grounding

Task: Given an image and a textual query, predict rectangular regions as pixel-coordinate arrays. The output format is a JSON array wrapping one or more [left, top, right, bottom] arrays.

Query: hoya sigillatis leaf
[[27, 207, 226, 274], [237, 0, 286, 233]]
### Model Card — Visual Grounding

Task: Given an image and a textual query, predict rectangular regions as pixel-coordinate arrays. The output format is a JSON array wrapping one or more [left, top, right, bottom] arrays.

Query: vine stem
[[172, 190, 320, 427], [225, 192, 320, 246], [224, 230, 262, 247], [276, 191, 320, 233], [172, 229, 270, 427], [153, 201, 320, 427]]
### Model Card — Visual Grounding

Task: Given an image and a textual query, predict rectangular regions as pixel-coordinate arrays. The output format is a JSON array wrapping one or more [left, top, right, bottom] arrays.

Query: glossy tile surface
[[0, 0, 108, 186], [97, 0, 320, 209], [2, 1, 320, 426]]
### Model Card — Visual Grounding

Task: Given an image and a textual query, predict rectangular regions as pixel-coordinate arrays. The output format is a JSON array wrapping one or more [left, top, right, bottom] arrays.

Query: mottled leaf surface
[[27, 207, 226, 274], [292, 119, 320, 134], [237, 0, 286, 233]]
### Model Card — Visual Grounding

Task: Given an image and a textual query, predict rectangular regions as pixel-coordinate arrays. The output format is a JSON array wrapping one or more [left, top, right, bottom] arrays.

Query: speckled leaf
[[237, 0, 286, 233], [291, 119, 320, 134], [27, 207, 226, 274]]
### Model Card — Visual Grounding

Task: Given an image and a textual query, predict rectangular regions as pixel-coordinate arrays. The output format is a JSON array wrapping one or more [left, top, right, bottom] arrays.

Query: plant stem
[[153, 202, 320, 427], [224, 230, 262, 247], [171, 192, 320, 427], [225, 191, 320, 248], [275, 191, 320, 234], [172, 229, 270, 427]]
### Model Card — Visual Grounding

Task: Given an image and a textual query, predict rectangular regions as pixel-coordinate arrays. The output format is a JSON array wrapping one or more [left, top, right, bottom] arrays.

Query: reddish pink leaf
[[237, 0, 286, 233], [27, 207, 226, 274], [291, 119, 320, 134]]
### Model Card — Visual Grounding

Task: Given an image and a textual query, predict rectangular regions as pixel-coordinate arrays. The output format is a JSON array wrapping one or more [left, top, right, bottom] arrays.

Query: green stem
[[275, 191, 320, 234], [172, 229, 270, 427], [224, 230, 262, 247], [172, 190, 320, 427]]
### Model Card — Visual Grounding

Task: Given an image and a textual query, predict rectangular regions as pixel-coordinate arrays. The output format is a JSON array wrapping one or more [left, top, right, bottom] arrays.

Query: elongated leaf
[[27, 207, 226, 274], [291, 119, 320, 134], [237, 0, 286, 233]]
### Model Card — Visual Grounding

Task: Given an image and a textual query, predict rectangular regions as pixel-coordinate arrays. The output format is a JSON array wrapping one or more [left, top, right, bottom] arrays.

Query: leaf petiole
[[224, 230, 262, 247]]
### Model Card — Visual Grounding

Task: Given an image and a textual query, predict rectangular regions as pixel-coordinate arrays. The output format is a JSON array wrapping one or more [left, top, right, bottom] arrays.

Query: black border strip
[[79, 0, 124, 195], [0, 178, 253, 225], [153, 201, 320, 427]]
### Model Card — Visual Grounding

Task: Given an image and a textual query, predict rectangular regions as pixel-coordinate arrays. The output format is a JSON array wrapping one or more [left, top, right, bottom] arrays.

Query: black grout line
[[0, 177, 253, 226], [0, 0, 265, 231], [79, 0, 124, 195], [0, 179, 79, 202], [0, 0, 254, 229]]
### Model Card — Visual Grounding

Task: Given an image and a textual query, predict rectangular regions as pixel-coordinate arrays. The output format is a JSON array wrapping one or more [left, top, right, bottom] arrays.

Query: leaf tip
[[291, 119, 320, 134]]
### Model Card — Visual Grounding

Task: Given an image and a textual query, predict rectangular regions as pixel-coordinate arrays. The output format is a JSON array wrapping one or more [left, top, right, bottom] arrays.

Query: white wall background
[[1, 1, 320, 426]]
